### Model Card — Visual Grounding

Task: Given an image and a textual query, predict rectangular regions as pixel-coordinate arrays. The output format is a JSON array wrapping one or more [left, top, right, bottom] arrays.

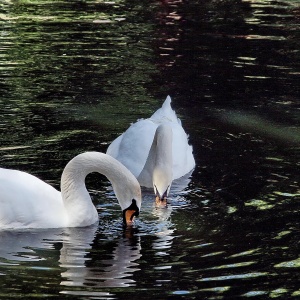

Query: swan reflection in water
[[0, 223, 142, 293], [0, 186, 185, 294], [141, 192, 178, 258], [152, 210, 175, 258], [0, 228, 65, 262], [59, 225, 142, 289], [59, 188, 182, 291]]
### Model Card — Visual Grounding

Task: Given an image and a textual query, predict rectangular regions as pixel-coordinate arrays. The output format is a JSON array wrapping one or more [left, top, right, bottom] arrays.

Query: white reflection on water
[[198, 272, 269, 282], [60, 226, 142, 290], [151, 204, 175, 257], [0, 223, 143, 295], [0, 228, 65, 262]]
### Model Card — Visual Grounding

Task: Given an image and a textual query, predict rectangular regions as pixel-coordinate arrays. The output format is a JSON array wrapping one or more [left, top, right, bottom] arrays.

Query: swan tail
[[151, 96, 179, 123]]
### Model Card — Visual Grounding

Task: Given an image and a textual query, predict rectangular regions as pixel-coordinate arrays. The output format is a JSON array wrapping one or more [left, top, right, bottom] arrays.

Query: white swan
[[107, 96, 195, 206], [0, 152, 141, 229]]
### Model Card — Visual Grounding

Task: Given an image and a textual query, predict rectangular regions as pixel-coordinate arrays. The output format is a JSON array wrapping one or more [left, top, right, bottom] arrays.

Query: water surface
[[0, 0, 299, 299]]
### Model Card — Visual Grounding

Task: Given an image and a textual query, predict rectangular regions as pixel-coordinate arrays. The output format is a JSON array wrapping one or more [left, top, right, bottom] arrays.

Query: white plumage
[[107, 96, 195, 201], [0, 152, 141, 229]]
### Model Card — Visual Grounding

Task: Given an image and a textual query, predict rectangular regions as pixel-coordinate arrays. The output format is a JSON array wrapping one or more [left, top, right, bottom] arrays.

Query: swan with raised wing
[[107, 96, 195, 206], [0, 152, 141, 229]]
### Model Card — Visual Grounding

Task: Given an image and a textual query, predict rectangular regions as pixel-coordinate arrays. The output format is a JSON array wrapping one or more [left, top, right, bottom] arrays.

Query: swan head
[[109, 159, 142, 227], [123, 199, 140, 227], [153, 167, 172, 208], [112, 184, 141, 227]]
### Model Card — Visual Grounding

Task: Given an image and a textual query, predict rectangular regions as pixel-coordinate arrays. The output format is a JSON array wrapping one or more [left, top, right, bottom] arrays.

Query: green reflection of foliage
[[269, 288, 289, 298], [274, 191, 300, 197], [274, 257, 300, 268], [208, 261, 256, 269], [199, 286, 231, 294], [229, 248, 261, 258], [0, 0, 160, 152], [245, 199, 275, 210], [273, 230, 291, 240], [292, 290, 300, 297], [219, 110, 300, 144], [244, 188, 300, 211]]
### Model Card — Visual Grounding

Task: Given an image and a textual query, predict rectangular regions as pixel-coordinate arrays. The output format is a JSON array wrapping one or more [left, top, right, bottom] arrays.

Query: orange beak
[[155, 195, 167, 208], [154, 185, 168, 208], [124, 209, 136, 226]]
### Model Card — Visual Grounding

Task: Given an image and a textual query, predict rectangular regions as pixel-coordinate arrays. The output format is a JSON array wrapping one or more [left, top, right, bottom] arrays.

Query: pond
[[0, 0, 299, 298]]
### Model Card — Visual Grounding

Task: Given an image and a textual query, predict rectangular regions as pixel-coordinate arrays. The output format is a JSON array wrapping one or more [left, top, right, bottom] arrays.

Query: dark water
[[0, 0, 299, 299]]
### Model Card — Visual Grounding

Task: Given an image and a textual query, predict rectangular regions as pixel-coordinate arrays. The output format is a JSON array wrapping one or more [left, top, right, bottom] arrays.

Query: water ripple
[[198, 272, 269, 282]]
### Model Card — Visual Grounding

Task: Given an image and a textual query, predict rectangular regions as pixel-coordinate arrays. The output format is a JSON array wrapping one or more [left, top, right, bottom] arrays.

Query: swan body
[[0, 152, 141, 230], [107, 96, 195, 202]]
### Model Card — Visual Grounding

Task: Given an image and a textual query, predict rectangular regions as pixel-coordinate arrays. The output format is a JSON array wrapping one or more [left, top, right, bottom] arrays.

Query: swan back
[[0, 168, 66, 229], [107, 119, 157, 177], [106, 95, 195, 195]]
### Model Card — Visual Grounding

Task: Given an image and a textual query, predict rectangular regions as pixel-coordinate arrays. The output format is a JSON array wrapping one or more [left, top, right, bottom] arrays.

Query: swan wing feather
[[0, 168, 65, 229]]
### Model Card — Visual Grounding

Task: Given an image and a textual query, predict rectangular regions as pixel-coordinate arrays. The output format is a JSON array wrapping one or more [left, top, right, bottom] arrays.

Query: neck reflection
[[59, 225, 142, 290]]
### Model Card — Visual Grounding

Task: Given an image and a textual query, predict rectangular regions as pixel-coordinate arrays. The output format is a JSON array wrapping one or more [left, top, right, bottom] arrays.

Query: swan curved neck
[[61, 152, 141, 227]]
